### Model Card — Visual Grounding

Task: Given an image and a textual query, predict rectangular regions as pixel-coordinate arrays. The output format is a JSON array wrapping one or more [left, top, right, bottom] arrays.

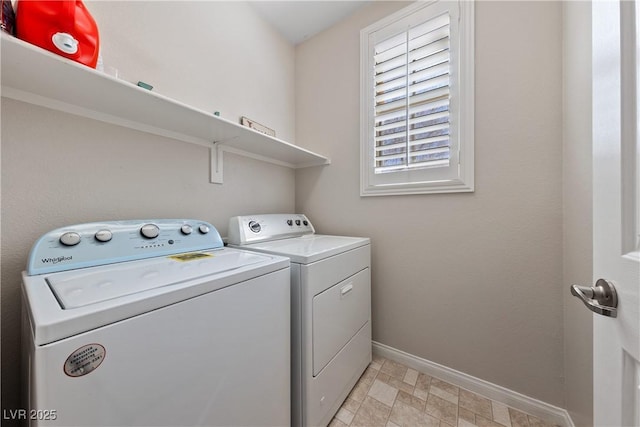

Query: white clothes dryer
[[228, 214, 371, 427], [22, 219, 291, 427]]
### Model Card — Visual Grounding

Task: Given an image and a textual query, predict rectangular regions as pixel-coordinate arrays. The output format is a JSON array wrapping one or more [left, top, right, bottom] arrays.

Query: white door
[[591, 0, 640, 425]]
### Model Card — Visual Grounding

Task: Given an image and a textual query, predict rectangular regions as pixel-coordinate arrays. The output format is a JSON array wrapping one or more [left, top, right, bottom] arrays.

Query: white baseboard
[[372, 341, 575, 427]]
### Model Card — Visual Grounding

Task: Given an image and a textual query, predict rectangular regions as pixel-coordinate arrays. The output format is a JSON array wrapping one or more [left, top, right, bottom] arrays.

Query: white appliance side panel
[[302, 245, 370, 297], [290, 263, 303, 427], [28, 269, 290, 427], [306, 323, 372, 427], [313, 268, 370, 375], [22, 304, 36, 424]]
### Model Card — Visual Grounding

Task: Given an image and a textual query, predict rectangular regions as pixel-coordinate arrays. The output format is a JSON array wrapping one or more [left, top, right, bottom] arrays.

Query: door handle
[[570, 278, 618, 318], [340, 283, 353, 298]]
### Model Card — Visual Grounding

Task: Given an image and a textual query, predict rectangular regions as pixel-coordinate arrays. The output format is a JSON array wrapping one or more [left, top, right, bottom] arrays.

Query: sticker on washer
[[168, 252, 213, 262], [64, 343, 106, 377]]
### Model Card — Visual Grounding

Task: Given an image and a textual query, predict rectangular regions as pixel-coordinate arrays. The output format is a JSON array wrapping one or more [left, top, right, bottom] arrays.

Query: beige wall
[[295, 1, 565, 406], [87, 0, 296, 143], [1, 1, 296, 416], [562, 2, 594, 426]]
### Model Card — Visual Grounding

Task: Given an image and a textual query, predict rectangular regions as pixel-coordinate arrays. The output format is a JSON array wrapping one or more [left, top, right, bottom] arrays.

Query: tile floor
[[329, 355, 560, 427]]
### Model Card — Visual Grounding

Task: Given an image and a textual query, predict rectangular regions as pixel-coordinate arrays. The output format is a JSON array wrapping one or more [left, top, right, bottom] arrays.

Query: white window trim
[[360, 0, 475, 196]]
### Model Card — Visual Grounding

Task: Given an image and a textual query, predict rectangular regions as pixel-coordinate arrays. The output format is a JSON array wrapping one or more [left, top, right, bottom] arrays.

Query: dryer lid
[[239, 234, 370, 264]]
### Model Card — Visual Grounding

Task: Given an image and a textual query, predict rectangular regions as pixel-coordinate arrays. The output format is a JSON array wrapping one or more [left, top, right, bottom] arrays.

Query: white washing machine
[[228, 214, 371, 427], [22, 219, 291, 427]]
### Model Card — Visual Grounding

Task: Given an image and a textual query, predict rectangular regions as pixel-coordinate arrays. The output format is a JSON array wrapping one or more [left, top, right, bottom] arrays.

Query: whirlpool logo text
[[41, 256, 72, 264]]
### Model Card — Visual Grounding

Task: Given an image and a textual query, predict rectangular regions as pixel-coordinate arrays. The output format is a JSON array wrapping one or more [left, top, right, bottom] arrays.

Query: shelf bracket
[[210, 143, 224, 184]]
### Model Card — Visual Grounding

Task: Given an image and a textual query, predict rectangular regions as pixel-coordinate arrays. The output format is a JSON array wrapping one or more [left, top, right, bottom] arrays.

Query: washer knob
[[198, 224, 210, 234], [94, 229, 113, 242], [181, 225, 193, 235], [60, 232, 81, 246], [295, 220, 301, 226], [248, 221, 261, 233], [287, 219, 293, 226], [303, 220, 309, 226], [140, 224, 160, 239]]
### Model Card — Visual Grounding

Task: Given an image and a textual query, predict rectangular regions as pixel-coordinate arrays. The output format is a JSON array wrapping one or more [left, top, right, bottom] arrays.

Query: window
[[360, 1, 474, 196]]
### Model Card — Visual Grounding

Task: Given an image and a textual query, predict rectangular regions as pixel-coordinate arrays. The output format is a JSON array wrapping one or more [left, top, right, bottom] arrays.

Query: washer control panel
[[27, 219, 223, 275], [228, 214, 315, 245]]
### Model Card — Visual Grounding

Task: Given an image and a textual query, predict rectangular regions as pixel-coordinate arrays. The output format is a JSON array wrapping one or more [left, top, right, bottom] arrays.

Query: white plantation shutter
[[374, 12, 451, 173], [361, 1, 474, 196]]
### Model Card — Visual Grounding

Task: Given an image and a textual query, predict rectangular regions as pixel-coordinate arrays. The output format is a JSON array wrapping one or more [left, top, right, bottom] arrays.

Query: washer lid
[[47, 250, 265, 309], [239, 235, 370, 264], [22, 248, 290, 345]]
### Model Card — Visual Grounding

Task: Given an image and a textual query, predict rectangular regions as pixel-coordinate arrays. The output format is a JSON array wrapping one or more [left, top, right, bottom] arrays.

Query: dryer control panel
[[26, 219, 223, 275], [228, 214, 315, 245]]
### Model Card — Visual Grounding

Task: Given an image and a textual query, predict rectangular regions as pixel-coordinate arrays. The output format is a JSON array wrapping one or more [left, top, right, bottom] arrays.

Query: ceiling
[[248, 1, 369, 45]]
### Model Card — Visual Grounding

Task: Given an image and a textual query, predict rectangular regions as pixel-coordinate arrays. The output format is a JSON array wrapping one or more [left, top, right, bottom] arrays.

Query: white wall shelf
[[0, 34, 330, 183]]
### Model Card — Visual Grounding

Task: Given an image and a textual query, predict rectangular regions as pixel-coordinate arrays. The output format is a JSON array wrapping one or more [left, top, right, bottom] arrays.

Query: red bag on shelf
[[15, 0, 99, 68]]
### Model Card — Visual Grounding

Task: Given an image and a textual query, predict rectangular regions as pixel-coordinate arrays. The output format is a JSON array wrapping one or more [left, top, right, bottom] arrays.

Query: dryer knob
[[60, 232, 81, 246], [140, 224, 160, 239], [248, 221, 261, 233], [94, 229, 113, 242], [287, 219, 293, 226], [295, 220, 301, 226], [181, 225, 193, 235], [198, 224, 210, 234], [303, 220, 309, 226]]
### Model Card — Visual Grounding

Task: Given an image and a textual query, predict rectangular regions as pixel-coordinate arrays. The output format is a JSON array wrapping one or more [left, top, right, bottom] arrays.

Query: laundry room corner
[[294, 0, 566, 408], [2, 1, 627, 425]]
